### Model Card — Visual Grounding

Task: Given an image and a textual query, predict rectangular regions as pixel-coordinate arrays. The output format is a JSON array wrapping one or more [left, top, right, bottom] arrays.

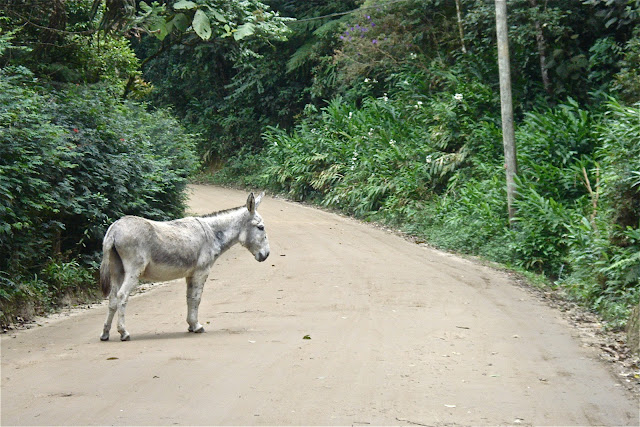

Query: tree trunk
[[529, 0, 552, 96], [627, 302, 640, 356], [495, 0, 518, 224], [455, 0, 467, 54]]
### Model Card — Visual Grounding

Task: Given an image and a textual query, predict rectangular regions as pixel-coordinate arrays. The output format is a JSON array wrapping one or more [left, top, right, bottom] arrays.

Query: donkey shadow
[[123, 327, 249, 342]]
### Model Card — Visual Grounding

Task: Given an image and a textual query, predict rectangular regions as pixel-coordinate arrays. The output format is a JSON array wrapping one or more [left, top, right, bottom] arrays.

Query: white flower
[[383, 93, 388, 102], [348, 112, 353, 119], [389, 139, 396, 146], [409, 53, 417, 59], [368, 128, 374, 136], [454, 93, 464, 101], [426, 155, 432, 163], [364, 78, 370, 83], [417, 101, 423, 105], [273, 141, 278, 147]]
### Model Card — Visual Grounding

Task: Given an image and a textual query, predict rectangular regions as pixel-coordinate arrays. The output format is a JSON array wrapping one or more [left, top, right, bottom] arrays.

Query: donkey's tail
[[100, 228, 123, 298]]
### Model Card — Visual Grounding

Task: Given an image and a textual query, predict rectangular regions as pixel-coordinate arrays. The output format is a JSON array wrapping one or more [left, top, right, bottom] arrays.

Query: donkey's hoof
[[100, 333, 109, 341], [120, 332, 130, 341], [189, 325, 205, 333]]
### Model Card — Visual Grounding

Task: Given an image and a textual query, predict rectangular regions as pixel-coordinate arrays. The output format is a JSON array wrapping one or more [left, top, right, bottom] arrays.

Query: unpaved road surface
[[2, 185, 638, 426]]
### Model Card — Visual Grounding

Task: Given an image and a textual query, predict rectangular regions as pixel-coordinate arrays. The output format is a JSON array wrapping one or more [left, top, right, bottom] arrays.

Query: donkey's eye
[[257, 224, 265, 231]]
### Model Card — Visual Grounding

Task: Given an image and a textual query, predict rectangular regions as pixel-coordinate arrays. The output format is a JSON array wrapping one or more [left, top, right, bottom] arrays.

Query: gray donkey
[[99, 192, 270, 341]]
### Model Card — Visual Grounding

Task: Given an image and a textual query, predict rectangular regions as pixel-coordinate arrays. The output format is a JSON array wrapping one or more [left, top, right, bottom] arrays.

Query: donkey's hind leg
[[116, 274, 139, 341], [186, 272, 208, 333], [100, 290, 118, 341]]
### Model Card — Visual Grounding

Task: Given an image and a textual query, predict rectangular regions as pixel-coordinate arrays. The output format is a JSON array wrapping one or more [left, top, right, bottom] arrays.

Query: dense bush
[[508, 101, 596, 276], [558, 100, 640, 326], [0, 67, 199, 322]]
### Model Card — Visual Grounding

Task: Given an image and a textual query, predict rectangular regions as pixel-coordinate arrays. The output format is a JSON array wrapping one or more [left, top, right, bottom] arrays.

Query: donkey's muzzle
[[256, 251, 270, 262]]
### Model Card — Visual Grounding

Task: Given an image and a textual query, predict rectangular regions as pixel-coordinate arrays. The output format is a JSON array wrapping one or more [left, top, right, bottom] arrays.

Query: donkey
[[99, 192, 269, 341]]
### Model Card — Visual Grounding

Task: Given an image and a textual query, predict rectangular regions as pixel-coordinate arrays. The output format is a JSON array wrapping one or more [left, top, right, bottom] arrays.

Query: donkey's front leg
[[186, 272, 208, 333]]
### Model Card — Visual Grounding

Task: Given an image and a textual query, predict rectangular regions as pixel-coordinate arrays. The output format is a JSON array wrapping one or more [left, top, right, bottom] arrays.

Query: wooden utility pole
[[495, 0, 518, 224]]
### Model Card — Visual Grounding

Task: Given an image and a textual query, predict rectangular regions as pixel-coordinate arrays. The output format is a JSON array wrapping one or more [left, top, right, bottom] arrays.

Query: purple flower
[[371, 22, 376, 27], [340, 35, 344, 40], [366, 15, 371, 19], [345, 31, 349, 35], [372, 39, 378, 44]]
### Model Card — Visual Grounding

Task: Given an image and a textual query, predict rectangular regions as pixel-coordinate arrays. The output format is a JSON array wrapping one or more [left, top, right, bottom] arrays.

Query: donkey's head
[[240, 192, 270, 262]]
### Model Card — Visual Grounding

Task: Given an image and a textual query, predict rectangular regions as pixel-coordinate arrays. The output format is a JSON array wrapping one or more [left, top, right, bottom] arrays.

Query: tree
[[495, 0, 517, 224], [528, 0, 551, 96]]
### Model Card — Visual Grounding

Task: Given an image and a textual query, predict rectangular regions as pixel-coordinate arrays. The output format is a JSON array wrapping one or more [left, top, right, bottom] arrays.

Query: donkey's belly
[[140, 261, 195, 282]]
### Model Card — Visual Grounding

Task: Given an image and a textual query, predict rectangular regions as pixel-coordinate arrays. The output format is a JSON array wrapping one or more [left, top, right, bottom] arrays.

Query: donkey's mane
[[201, 206, 245, 218]]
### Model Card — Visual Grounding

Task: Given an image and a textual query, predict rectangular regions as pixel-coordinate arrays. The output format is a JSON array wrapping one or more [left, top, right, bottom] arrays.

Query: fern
[[286, 41, 316, 73]]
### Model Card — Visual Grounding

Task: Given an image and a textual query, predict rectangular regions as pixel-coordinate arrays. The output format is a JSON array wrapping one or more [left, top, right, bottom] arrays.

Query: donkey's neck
[[199, 207, 249, 254]]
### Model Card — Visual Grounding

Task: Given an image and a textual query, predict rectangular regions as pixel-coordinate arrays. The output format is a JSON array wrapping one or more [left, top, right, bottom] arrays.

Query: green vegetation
[[0, 3, 201, 322], [197, 1, 639, 329], [1, 1, 638, 330]]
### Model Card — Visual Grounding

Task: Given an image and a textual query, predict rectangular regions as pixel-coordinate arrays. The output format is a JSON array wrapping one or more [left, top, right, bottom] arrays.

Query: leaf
[[106, 357, 119, 360], [192, 9, 212, 40], [208, 8, 227, 23], [173, 0, 197, 10], [303, 334, 311, 340], [222, 24, 232, 38], [171, 13, 190, 32], [233, 22, 255, 41], [156, 20, 170, 41], [139, 1, 152, 13]]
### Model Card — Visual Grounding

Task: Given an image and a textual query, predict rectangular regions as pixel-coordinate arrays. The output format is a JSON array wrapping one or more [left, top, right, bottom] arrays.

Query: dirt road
[[2, 185, 638, 426]]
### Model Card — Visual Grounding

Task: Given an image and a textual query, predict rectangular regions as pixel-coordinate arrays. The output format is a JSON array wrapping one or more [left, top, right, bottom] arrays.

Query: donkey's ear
[[255, 192, 265, 208], [247, 192, 256, 214]]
